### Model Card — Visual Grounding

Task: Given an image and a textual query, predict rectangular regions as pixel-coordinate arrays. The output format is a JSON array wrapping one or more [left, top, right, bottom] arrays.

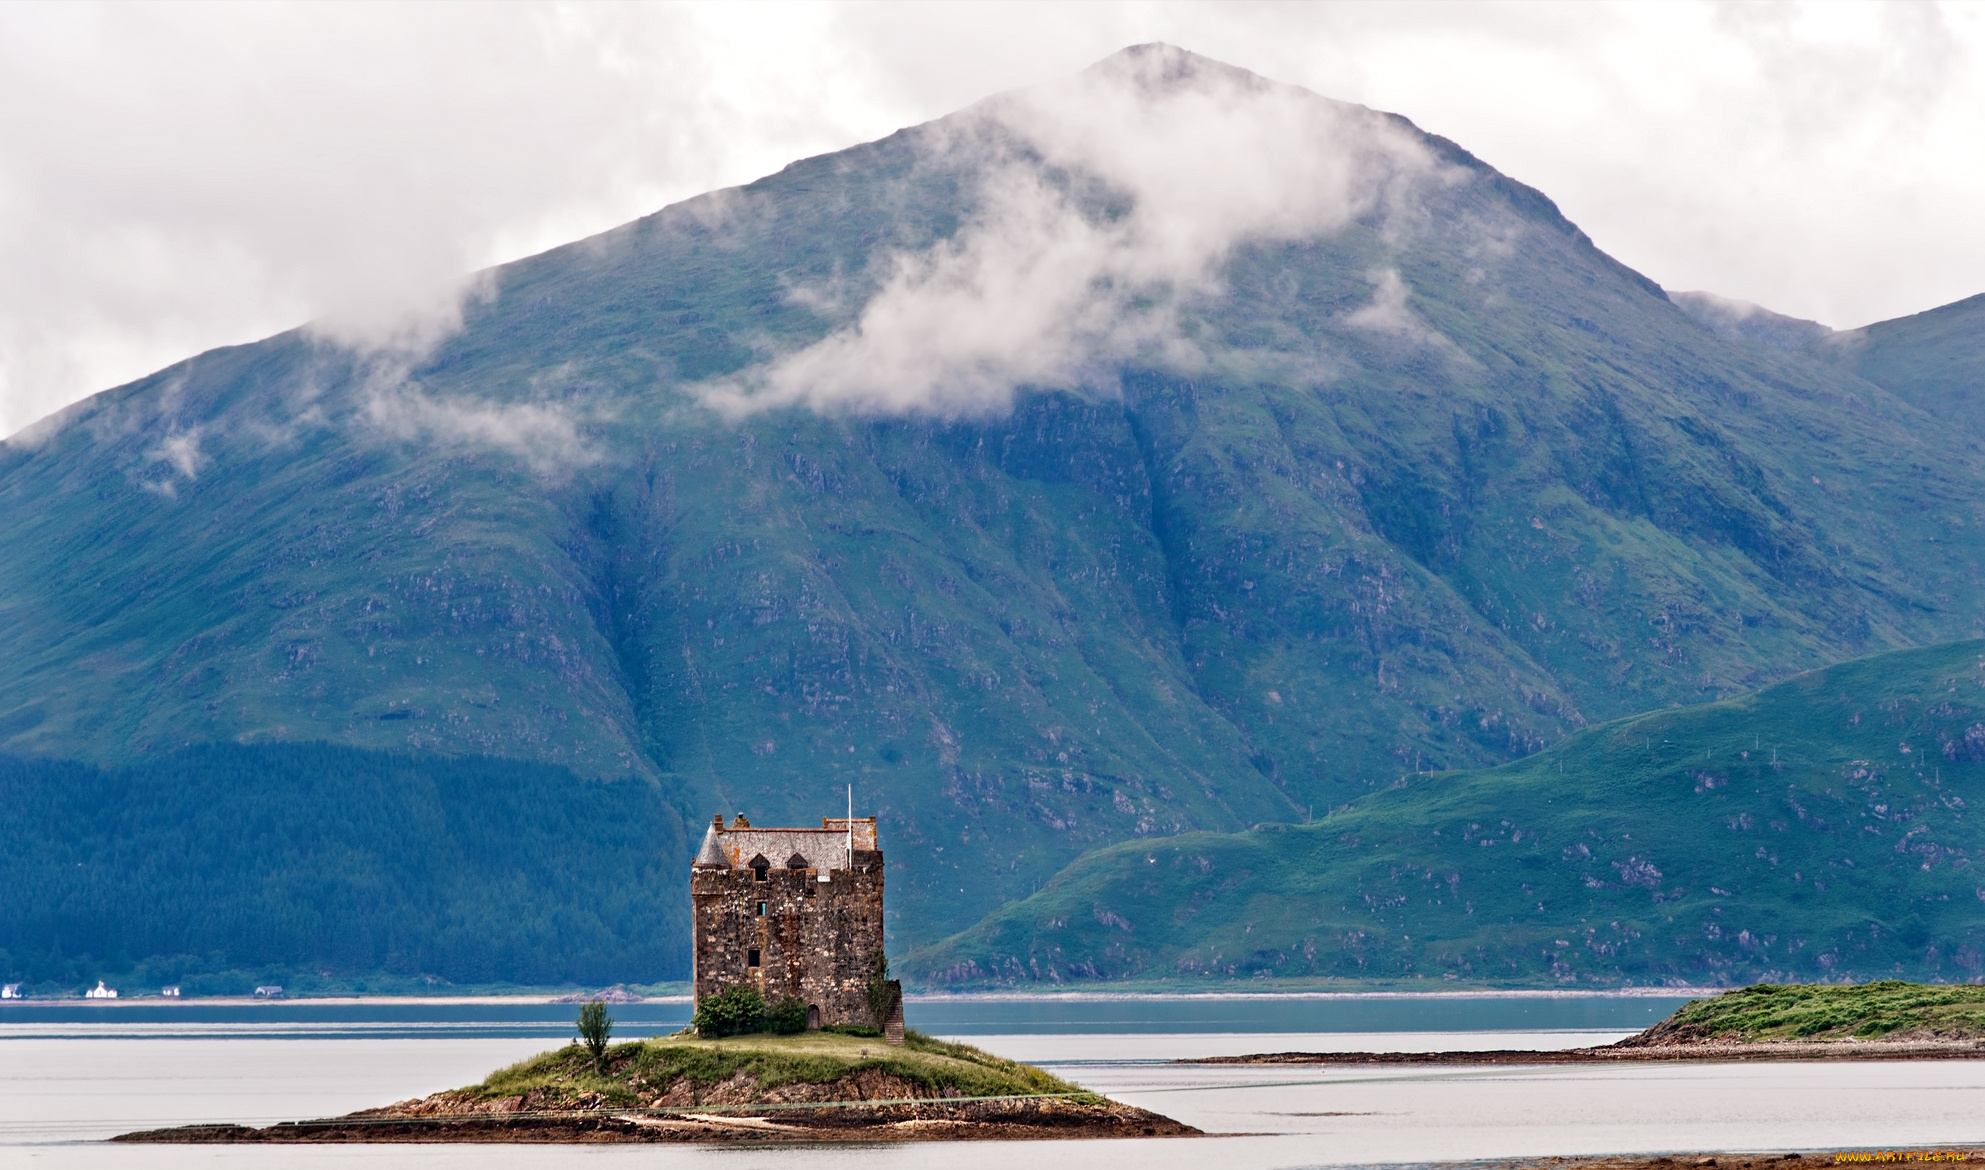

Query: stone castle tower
[[690, 812, 896, 1034]]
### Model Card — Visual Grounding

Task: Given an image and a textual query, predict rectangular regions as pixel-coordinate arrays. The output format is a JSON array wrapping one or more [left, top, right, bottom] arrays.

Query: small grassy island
[[116, 1027, 1194, 1144], [1625, 981, 1985, 1045]]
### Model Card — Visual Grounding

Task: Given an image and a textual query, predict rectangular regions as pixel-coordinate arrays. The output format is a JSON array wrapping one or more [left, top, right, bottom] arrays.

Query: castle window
[[749, 854, 770, 881], [757, 901, 766, 917], [747, 949, 760, 968]]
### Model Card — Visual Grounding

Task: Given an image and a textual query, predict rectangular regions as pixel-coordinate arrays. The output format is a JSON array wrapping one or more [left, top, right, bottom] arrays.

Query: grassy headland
[[1633, 982, 1985, 1045], [1191, 981, 1985, 1066]]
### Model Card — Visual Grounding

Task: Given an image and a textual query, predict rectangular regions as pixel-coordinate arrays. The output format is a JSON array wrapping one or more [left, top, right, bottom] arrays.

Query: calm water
[[0, 991, 1690, 1038], [906, 992, 1694, 1035], [7, 994, 1984, 1168], [0, 999, 696, 1040]]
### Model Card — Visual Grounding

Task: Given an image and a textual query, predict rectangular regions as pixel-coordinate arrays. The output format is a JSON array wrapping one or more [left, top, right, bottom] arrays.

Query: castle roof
[[692, 822, 729, 869], [692, 815, 878, 871]]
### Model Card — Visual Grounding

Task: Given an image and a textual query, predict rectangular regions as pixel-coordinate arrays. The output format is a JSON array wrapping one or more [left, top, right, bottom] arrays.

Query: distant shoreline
[[0, 987, 1716, 1007], [902, 987, 1717, 1002], [0, 994, 689, 1006]]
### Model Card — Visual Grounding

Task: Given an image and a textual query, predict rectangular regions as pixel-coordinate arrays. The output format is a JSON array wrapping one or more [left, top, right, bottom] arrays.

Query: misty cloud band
[[700, 45, 1443, 420]]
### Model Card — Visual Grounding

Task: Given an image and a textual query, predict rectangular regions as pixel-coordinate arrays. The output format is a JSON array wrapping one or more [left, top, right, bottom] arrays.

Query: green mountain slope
[[3, 45, 1985, 952], [907, 640, 1985, 986], [1823, 293, 1985, 436]]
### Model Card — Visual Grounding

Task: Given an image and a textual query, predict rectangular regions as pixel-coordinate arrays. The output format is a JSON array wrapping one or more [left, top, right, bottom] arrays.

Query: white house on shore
[[84, 981, 117, 999], [1, 983, 21, 999]]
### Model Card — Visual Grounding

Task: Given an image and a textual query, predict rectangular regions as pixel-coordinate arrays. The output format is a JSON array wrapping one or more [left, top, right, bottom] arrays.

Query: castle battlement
[[692, 814, 879, 874]]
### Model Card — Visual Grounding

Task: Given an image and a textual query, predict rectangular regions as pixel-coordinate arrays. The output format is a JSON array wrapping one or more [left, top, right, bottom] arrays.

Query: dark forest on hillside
[[0, 745, 689, 991]]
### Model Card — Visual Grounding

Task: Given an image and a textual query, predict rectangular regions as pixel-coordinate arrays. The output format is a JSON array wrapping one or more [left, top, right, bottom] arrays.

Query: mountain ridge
[[1819, 291, 1985, 439], [1668, 291, 1833, 352]]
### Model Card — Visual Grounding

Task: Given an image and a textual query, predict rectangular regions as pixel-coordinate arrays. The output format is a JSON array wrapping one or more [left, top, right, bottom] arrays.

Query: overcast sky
[[1, 0, 1980, 437]]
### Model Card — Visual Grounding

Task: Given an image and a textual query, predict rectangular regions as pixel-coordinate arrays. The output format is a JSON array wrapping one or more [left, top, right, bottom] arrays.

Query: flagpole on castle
[[846, 783, 853, 870]]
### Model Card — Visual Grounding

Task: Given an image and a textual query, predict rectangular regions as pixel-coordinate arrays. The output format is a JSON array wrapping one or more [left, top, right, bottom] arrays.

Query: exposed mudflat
[[1489, 1150, 1983, 1170], [1190, 1039, 1985, 1066]]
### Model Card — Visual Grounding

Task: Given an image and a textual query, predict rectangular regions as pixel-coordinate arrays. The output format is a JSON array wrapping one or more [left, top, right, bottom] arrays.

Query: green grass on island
[[1645, 982, 1985, 1044], [460, 1028, 1094, 1110]]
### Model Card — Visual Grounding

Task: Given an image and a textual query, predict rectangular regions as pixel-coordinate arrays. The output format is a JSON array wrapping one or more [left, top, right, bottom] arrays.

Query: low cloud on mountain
[[363, 380, 596, 475], [705, 46, 1440, 419], [307, 272, 503, 363]]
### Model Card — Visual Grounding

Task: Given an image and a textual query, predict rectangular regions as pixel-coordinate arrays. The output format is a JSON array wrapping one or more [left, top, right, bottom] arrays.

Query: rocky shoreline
[[113, 1062, 1197, 1144], [114, 1097, 1194, 1144]]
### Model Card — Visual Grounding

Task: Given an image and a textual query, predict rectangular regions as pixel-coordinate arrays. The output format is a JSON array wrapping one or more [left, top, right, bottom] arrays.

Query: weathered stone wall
[[691, 847, 885, 1027]]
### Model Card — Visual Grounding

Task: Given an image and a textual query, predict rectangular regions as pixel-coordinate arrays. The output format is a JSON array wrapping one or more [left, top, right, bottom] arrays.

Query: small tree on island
[[577, 999, 613, 1072]]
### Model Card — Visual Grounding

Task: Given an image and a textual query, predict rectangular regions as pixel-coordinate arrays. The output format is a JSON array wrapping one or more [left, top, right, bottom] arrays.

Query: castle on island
[[690, 811, 899, 1038]]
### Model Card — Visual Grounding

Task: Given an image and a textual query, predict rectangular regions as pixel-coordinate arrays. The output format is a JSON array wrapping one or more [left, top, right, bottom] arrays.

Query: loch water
[[7, 993, 1985, 1169]]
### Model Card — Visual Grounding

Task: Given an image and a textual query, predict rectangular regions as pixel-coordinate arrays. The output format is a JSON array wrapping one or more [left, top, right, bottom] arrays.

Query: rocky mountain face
[[3, 45, 1983, 953]]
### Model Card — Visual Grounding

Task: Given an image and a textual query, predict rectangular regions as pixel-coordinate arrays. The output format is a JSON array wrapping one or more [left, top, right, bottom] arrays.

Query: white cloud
[[150, 428, 208, 480], [306, 272, 501, 361], [2, 3, 1983, 437], [704, 164, 1155, 418], [132, 425, 207, 497], [707, 45, 1436, 418], [363, 373, 596, 475], [1347, 268, 1438, 342], [0, 2, 912, 438]]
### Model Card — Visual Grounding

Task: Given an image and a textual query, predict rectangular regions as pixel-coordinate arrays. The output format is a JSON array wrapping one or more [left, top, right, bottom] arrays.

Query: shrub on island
[[764, 994, 809, 1035], [691, 985, 822, 1037], [692, 985, 766, 1038]]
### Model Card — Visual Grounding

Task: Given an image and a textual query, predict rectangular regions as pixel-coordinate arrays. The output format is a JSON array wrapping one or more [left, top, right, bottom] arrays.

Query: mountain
[[908, 639, 1985, 987], [4, 44, 1985, 963], [1819, 292, 1985, 438], [1669, 291, 1833, 352]]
